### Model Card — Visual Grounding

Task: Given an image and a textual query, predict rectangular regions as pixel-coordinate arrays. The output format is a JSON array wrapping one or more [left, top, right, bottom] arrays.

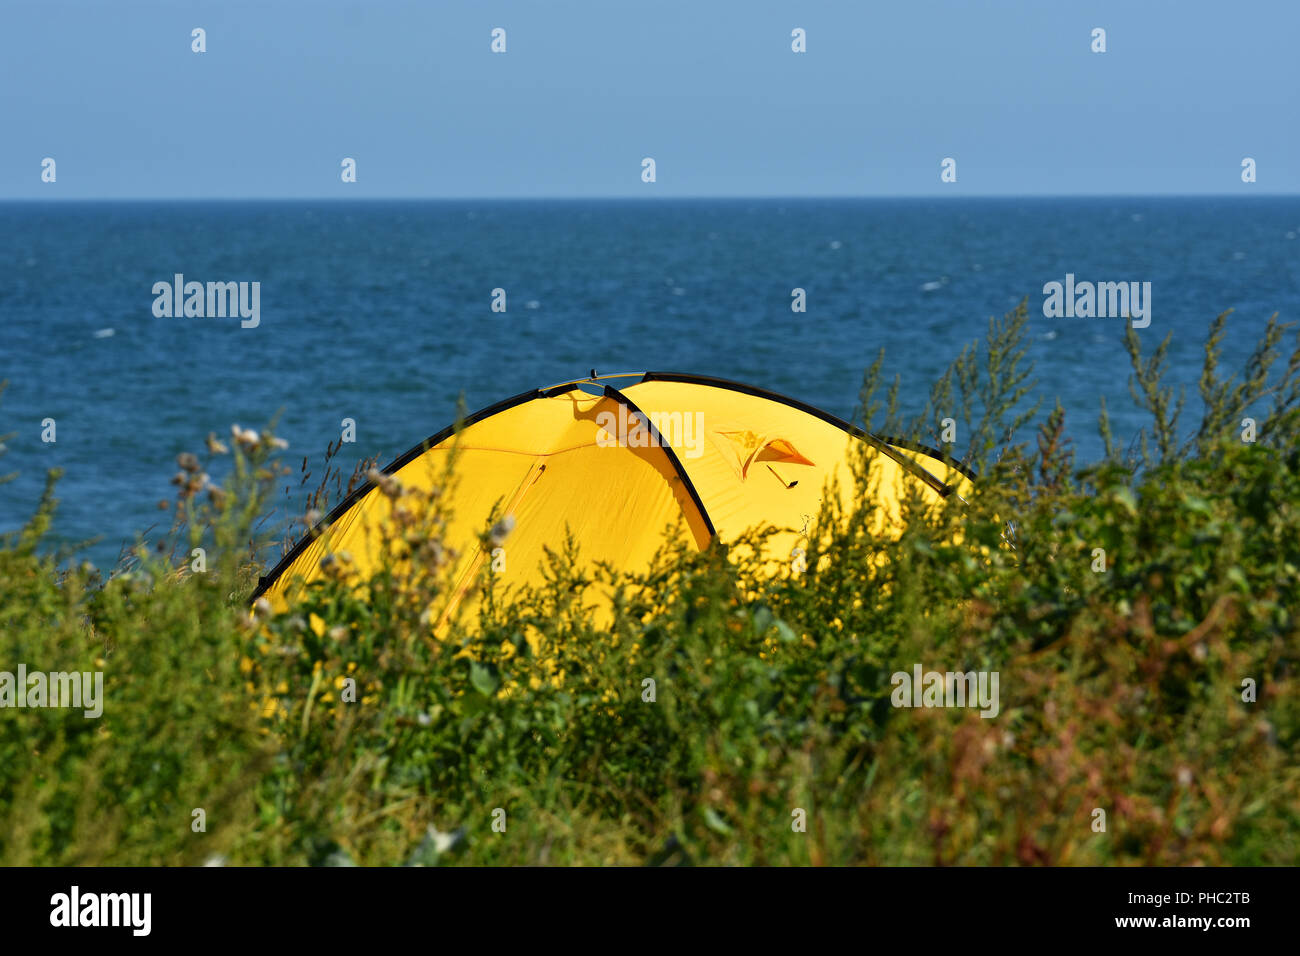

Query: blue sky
[[2, 0, 1296, 198]]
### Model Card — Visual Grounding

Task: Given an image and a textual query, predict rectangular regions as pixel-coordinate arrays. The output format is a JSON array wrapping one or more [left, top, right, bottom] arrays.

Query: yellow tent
[[252, 373, 973, 624]]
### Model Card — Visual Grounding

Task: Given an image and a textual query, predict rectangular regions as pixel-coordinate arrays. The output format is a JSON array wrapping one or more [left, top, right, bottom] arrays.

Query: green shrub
[[2, 303, 1296, 865]]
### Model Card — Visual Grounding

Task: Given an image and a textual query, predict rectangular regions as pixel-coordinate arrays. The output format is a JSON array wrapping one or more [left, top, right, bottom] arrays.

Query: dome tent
[[251, 372, 974, 625]]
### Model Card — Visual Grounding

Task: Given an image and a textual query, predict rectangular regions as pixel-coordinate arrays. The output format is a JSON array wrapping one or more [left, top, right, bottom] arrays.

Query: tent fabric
[[252, 373, 973, 626]]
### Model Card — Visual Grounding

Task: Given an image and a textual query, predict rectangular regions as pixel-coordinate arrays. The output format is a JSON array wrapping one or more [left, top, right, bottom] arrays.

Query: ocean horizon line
[[2, 193, 1296, 204]]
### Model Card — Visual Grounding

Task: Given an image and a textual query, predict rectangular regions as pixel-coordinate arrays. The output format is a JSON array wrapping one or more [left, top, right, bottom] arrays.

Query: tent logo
[[711, 429, 815, 482], [1042, 273, 1151, 328], [595, 406, 704, 459], [151, 274, 261, 328]]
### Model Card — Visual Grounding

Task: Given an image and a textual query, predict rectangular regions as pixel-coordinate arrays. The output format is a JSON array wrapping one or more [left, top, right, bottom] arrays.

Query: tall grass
[[2, 302, 1297, 865]]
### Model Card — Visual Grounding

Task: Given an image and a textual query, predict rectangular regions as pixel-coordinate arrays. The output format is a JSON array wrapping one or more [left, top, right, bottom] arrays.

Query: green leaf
[[1111, 487, 1138, 516], [703, 807, 733, 835], [752, 605, 797, 642], [469, 662, 499, 697], [773, 618, 798, 643]]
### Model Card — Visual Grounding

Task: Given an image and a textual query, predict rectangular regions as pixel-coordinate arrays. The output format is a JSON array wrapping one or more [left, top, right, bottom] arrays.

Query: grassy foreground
[[2, 303, 1298, 865]]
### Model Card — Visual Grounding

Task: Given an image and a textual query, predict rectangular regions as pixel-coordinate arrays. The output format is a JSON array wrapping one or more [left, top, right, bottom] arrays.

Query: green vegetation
[[2, 302, 1297, 865]]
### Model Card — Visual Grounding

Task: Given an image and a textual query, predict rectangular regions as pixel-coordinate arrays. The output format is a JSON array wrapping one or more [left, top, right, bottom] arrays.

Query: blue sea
[[3, 197, 1298, 570]]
